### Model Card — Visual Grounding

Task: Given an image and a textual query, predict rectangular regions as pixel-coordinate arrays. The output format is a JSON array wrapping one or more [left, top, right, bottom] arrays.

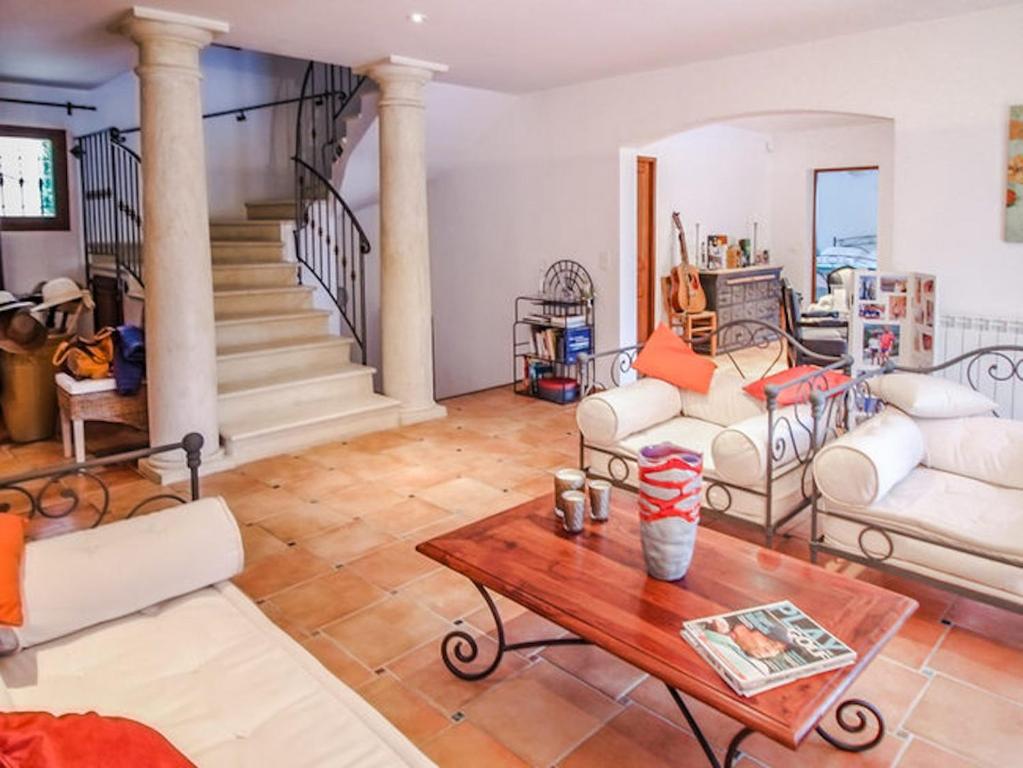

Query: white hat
[[31, 277, 93, 312], [0, 291, 33, 314]]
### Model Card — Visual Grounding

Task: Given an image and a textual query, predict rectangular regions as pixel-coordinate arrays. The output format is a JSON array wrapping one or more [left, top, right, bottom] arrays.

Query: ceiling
[[1, 0, 1020, 92]]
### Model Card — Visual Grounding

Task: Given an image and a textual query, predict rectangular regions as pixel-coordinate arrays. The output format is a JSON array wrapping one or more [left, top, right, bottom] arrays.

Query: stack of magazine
[[682, 600, 856, 697]]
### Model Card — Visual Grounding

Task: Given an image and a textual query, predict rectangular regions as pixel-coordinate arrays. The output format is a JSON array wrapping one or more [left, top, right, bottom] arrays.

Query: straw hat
[[0, 291, 33, 314], [31, 277, 92, 313], [0, 309, 47, 354]]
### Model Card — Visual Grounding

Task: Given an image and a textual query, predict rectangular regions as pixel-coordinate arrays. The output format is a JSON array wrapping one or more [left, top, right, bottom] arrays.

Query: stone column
[[119, 8, 228, 480], [364, 56, 448, 425]]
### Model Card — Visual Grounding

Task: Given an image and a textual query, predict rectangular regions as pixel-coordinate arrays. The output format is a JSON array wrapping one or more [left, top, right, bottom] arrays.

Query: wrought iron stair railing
[[293, 61, 372, 363], [71, 128, 143, 302]]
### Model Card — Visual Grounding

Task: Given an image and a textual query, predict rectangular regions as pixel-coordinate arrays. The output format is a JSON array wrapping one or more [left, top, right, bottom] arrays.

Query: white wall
[[419, 4, 1023, 397], [768, 121, 894, 297], [634, 125, 773, 324], [0, 48, 304, 293]]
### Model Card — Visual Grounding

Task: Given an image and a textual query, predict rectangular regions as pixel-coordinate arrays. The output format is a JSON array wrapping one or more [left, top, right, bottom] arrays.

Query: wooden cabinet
[[699, 266, 783, 352]]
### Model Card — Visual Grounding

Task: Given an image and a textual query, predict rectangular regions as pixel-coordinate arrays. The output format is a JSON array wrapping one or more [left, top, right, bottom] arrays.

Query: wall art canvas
[[1008, 105, 1023, 242]]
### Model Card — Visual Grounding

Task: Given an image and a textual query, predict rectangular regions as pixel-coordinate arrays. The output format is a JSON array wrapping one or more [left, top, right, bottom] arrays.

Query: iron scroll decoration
[[0, 432, 204, 531], [542, 260, 593, 303]]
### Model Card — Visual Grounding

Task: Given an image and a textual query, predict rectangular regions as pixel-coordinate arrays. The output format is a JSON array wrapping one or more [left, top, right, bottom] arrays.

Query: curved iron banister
[[71, 127, 144, 318], [293, 61, 372, 363]]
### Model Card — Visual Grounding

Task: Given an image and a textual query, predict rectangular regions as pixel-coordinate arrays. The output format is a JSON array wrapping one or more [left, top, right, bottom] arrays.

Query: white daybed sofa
[[576, 321, 848, 546], [0, 444, 435, 767], [811, 358, 1023, 612]]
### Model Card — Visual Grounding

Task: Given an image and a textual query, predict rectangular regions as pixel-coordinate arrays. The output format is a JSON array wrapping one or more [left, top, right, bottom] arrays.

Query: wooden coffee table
[[416, 491, 917, 768]]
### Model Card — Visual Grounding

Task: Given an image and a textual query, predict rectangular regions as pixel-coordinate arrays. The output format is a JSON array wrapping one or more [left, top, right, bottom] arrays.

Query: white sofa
[[812, 372, 1023, 611], [0, 500, 435, 767], [576, 366, 829, 544]]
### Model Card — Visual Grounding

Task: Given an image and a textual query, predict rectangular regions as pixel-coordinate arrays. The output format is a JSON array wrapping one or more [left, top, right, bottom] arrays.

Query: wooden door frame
[[811, 165, 879, 299], [636, 156, 657, 342]]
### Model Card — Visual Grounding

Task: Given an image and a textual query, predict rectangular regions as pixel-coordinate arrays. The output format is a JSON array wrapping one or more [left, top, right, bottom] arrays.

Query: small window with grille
[[0, 125, 70, 231]]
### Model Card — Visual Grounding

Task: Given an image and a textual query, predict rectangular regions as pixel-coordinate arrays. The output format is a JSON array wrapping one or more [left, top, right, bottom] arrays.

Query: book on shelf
[[681, 600, 856, 697], [522, 313, 587, 329]]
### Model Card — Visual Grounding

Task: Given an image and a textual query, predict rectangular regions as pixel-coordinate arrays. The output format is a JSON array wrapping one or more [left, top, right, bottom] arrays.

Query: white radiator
[[937, 315, 1023, 420]]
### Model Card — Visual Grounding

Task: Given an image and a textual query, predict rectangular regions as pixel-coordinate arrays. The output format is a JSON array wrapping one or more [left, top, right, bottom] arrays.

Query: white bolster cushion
[[711, 405, 812, 486], [813, 409, 924, 507], [916, 416, 1023, 490], [869, 373, 997, 418], [16, 497, 244, 649], [576, 377, 682, 444]]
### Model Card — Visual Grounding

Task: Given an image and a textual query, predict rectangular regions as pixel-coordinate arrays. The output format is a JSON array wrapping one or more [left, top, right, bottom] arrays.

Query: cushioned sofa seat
[[0, 582, 434, 768], [585, 416, 808, 526], [820, 467, 1023, 603]]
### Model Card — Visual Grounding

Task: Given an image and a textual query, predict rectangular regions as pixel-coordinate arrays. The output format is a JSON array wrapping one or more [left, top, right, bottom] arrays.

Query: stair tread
[[214, 285, 311, 296], [211, 262, 295, 271], [217, 334, 352, 359], [211, 240, 287, 247], [220, 392, 399, 440], [215, 309, 330, 325], [218, 361, 374, 397]]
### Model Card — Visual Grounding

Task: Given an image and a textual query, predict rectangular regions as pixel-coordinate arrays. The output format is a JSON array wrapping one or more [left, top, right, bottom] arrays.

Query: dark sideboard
[[699, 266, 783, 352]]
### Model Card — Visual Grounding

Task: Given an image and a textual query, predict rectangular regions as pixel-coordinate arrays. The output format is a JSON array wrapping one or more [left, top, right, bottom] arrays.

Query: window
[[0, 125, 70, 231], [812, 167, 878, 300]]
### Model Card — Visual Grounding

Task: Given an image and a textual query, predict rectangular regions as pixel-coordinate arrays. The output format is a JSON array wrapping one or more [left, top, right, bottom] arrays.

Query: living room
[[0, 2, 1021, 767]]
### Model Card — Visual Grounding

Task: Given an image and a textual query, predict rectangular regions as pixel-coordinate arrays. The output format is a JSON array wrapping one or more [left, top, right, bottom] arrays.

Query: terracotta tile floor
[[4, 384, 1023, 767]]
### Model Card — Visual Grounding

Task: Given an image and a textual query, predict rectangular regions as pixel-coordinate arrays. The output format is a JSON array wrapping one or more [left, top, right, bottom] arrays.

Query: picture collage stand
[[850, 270, 936, 374]]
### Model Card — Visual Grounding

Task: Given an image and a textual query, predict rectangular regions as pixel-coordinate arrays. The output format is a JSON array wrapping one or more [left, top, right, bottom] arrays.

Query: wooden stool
[[683, 310, 718, 356], [55, 373, 148, 463]]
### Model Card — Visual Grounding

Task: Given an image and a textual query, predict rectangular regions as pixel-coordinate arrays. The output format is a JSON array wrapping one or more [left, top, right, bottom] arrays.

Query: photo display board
[[850, 270, 936, 374]]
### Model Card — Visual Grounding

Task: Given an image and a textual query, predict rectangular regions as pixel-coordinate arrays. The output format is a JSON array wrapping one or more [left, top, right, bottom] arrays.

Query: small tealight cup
[[588, 480, 611, 522], [560, 490, 586, 534], [554, 468, 586, 519]]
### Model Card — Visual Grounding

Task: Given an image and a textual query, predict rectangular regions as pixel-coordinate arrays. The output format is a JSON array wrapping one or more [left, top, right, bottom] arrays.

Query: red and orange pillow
[[634, 324, 717, 394], [742, 365, 850, 405], [0, 514, 26, 629], [0, 712, 194, 767]]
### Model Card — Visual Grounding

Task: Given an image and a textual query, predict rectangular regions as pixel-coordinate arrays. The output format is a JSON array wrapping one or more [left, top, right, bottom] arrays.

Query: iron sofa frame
[[809, 345, 1023, 613], [578, 319, 851, 548]]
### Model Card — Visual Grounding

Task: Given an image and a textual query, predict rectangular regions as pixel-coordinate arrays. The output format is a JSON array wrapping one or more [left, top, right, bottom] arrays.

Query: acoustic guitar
[[671, 211, 707, 313]]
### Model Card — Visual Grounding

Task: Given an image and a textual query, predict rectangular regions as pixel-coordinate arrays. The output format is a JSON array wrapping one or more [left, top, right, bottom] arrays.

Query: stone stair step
[[215, 309, 331, 349], [219, 392, 401, 463], [245, 200, 295, 220], [211, 241, 288, 264], [218, 362, 376, 422], [216, 335, 353, 388], [212, 262, 298, 290], [210, 220, 286, 242], [214, 286, 313, 316]]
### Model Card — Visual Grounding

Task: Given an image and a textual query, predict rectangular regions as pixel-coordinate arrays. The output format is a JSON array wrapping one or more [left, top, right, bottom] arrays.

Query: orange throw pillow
[[0, 515, 26, 627], [0, 712, 195, 768], [634, 323, 717, 394], [743, 365, 851, 406]]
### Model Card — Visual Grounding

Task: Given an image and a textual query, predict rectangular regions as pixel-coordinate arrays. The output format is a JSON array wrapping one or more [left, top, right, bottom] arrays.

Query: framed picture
[[879, 276, 908, 294], [888, 295, 907, 320], [861, 323, 901, 367], [859, 303, 885, 319], [858, 275, 878, 301]]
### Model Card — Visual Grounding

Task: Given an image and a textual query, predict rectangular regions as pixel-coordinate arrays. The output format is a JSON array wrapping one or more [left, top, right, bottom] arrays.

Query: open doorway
[[636, 156, 656, 341], [812, 167, 879, 299]]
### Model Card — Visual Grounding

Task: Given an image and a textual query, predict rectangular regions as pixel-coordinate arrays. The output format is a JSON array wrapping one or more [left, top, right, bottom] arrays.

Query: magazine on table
[[682, 600, 856, 697]]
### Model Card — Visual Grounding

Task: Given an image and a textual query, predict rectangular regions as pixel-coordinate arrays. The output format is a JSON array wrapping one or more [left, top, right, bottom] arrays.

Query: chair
[[660, 276, 717, 355], [781, 279, 847, 366]]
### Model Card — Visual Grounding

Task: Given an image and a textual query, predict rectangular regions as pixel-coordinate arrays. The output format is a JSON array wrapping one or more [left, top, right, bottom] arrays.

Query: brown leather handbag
[[52, 327, 115, 380]]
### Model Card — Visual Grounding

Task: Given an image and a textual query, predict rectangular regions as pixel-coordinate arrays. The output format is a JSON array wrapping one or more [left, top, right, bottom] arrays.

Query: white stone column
[[364, 56, 448, 425], [119, 8, 228, 480]]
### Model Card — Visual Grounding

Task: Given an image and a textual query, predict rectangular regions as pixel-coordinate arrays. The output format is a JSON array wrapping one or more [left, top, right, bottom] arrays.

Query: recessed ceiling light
[[408, 12, 427, 24]]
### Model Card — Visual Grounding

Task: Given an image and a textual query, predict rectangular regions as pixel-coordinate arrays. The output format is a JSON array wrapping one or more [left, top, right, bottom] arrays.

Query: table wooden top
[[416, 491, 916, 750]]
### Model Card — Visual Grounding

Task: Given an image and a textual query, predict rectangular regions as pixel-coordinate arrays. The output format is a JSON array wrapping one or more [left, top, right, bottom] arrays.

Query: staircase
[[208, 204, 398, 463], [75, 60, 401, 466]]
